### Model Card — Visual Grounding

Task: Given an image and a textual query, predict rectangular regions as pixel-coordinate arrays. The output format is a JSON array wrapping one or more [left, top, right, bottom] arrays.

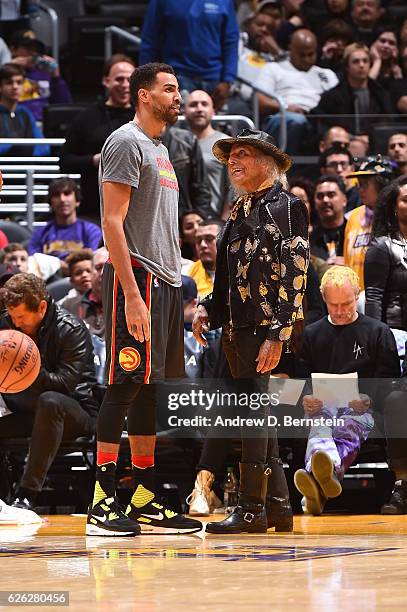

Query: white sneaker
[[0, 498, 43, 525], [186, 470, 216, 516]]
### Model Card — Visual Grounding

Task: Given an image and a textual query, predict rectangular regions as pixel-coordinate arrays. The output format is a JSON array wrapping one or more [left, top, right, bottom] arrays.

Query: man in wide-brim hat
[[192, 129, 310, 534]]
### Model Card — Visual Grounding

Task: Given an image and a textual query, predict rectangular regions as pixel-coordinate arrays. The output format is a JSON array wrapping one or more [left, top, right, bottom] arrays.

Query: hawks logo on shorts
[[119, 347, 141, 372]]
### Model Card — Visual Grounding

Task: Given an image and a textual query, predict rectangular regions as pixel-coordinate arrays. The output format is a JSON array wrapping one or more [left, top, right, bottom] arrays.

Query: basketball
[[0, 329, 41, 393]]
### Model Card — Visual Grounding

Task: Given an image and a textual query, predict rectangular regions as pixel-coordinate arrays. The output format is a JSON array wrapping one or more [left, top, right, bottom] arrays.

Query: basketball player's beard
[[152, 102, 179, 126]]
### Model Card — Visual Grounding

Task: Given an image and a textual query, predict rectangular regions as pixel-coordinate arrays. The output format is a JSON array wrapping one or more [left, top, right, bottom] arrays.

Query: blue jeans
[[263, 111, 310, 156], [177, 75, 218, 99]]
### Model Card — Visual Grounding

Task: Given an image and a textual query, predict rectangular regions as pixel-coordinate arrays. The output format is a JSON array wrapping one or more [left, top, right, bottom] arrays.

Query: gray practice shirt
[[199, 130, 231, 217], [99, 122, 181, 286]]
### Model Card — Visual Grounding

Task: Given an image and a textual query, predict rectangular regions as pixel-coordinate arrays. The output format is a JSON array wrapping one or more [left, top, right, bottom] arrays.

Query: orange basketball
[[0, 329, 41, 393]]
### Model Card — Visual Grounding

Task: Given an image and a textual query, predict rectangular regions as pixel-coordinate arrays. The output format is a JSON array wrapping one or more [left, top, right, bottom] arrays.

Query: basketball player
[[86, 63, 202, 536]]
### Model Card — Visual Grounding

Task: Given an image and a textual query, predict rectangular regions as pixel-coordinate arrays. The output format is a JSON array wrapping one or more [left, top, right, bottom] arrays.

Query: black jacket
[[201, 182, 309, 342], [162, 127, 212, 219], [61, 101, 134, 217], [310, 221, 346, 260], [313, 78, 394, 133], [365, 236, 407, 332], [0, 300, 98, 419]]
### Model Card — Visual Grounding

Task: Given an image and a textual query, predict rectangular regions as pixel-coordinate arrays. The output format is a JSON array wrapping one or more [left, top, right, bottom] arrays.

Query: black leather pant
[[0, 391, 95, 492]]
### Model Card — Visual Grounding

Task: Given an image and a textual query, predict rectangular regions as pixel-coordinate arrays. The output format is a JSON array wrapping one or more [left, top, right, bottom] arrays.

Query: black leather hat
[[212, 129, 292, 172]]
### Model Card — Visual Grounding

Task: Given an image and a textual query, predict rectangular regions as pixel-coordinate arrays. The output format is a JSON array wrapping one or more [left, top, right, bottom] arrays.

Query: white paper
[[269, 377, 305, 406], [0, 394, 11, 418], [311, 372, 359, 409]]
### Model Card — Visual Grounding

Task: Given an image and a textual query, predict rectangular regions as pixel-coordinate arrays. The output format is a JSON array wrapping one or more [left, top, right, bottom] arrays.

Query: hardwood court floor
[[1, 515, 407, 611]]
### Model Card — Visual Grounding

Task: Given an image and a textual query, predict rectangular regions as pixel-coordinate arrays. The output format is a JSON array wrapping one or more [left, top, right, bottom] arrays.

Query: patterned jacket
[[201, 181, 309, 343]]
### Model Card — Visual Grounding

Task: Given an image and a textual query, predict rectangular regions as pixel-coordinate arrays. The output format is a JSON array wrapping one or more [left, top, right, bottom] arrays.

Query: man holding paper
[[295, 265, 400, 515]]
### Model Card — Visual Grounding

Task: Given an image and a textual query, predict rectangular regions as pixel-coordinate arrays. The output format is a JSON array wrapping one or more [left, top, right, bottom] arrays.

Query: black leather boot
[[381, 480, 407, 514], [266, 457, 293, 532], [205, 462, 269, 534]]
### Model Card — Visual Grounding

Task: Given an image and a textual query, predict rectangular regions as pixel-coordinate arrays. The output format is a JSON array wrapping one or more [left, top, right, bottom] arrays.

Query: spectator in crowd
[[311, 175, 347, 263], [62, 249, 94, 301], [315, 42, 393, 135], [319, 125, 351, 152], [241, 1, 286, 59], [179, 210, 204, 263], [401, 17, 407, 51], [282, 0, 306, 27], [140, 0, 239, 110], [319, 143, 361, 210], [349, 134, 370, 157], [162, 126, 212, 219], [0, 242, 61, 281], [184, 90, 231, 218], [369, 28, 401, 85], [0, 35, 11, 65], [295, 265, 400, 515], [344, 156, 394, 289], [256, 29, 338, 155], [394, 45, 407, 115], [186, 219, 225, 298], [237, 3, 286, 111], [387, 133, 407, 176], [0, 273, 98, 511], [0, 63, 49, 156], [381, 350, 407, 514], [325, 0, 351, 23], [318, 18, 353, 76], [61, 54, 135, 219], [9, 29, 71, 122], [182, 274, 198, 332], [350, 0, 383, 46], [62, 247, 108, 338], [365, 176, 407, 332], [27, 178, 102, 261]]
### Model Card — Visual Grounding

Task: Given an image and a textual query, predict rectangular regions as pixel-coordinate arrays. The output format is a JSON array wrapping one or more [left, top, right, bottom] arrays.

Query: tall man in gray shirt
[[185, 90, 231, 219], [87, 63, 202, 537]]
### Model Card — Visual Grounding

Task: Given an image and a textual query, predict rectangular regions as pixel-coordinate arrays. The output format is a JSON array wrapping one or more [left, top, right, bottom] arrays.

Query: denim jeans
[[263, 111, 310, 156]]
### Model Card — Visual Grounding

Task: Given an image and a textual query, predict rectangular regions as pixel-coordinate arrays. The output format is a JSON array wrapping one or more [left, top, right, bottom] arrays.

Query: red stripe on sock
[[97, 452, 118, 466], [132, 455, 154, 469]]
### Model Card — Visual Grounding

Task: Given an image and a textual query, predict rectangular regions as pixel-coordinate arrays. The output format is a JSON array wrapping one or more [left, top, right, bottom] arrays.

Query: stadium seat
[[43, 103, 89, 139], [47, 277, 73, 301], [0, 221, 32, 245], [371, 124, 407, 155]]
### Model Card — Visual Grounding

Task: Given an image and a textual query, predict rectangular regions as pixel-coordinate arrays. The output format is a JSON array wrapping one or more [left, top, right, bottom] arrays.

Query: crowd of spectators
[[0, 0, 407, 517]]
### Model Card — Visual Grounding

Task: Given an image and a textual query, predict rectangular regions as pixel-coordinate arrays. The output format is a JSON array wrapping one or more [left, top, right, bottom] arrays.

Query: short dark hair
[[319, 144, 353, 168], [0, 273, 48, 312], [320, 19, 353, 47], [103, 53, 136, 78], [0, 63, 25, 84], [48, 177, 81, 205], [0, 243, 27, 264], [314, 174, 347, 195], [198, 218, 226, 230], [129, 62, 176, 108], [66, 248, 94, 274]]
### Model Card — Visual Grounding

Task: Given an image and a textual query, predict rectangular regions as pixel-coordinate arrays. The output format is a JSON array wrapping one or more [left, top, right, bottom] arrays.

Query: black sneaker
[[381, 481, 407, 515], [86, 496, 141, 536], [126, 498, 203, 535]]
